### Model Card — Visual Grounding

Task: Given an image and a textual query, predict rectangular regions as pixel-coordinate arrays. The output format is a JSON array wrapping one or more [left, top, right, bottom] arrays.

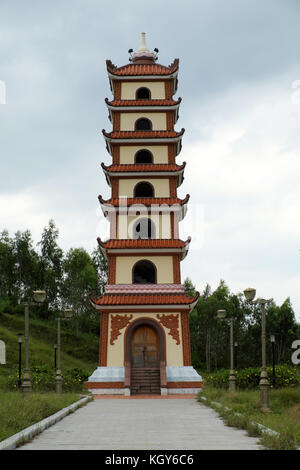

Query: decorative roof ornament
[[138, 31, 149, 52], [128, 32, 159, 63]]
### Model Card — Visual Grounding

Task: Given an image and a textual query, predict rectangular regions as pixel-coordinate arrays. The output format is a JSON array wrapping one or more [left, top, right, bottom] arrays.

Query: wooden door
[[131, 326, 159, 368]]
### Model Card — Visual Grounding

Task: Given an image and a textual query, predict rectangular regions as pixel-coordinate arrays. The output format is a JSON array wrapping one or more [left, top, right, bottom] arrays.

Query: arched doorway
[[125, 318, 166, 395], [131, 325, 159, 368]]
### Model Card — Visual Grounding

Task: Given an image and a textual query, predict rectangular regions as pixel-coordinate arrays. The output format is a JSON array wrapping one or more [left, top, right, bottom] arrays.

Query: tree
[[184, 277, 197, 298], [37, 220, 63, 311], [188, 280, 233, 371], [13, 229, 40, 301], [0, 230, 17, 298], [91, 247, 108, 297], [61, 247, 98, 335], [266, 297, 298, 364]]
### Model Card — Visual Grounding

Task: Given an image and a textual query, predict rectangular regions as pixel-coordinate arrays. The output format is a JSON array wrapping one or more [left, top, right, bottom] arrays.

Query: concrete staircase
[[131, 367, 161, 395]]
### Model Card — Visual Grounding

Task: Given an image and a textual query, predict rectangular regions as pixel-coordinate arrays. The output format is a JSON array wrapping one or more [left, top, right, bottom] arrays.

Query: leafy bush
[[0, 296, 24, 315], [0, 297, 10, 314], [5, 366, 90, 392], [203, 365, 300, 389]]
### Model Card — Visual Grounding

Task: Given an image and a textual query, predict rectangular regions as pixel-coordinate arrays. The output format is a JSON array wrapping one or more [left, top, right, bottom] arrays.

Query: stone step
[[131, 368, 161, 395]]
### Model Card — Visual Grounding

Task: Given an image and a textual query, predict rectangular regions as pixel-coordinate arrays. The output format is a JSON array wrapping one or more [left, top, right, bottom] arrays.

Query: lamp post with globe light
[[22, 290, 47, 394], [243, 288, 272, 412], [234, 341, 238, 370]]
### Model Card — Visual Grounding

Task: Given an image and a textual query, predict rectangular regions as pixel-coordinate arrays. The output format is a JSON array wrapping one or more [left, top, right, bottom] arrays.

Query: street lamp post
[[244, 288, 272, 412], [18, 334, 23, 388], [22, 290, 46, 395], [56, 317, 62, 394], [54, 344, 57, 370], [217, 309, 236, 392], [22, 303, 31, 394], [270, 334, 276, 389], [56, 309, 73, 394], [234, 341, 238, 370]]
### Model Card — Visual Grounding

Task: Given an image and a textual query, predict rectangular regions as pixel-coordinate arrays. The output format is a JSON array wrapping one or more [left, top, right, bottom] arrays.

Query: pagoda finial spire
[[138, 32, 149, 52], [129, 32, 159, 63]]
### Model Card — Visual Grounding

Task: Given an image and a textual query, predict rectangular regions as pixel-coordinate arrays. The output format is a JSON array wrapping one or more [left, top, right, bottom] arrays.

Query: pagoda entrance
[[125, 319, 165, 395], [131, 325, 159, 368]]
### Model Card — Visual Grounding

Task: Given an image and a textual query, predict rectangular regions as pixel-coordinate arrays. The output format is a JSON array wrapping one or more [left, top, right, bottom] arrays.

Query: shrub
[[0, 297, 24, 315], [203, 365, 300, 390], [5, 366, 90, 392], [0, 297, 10, 314]]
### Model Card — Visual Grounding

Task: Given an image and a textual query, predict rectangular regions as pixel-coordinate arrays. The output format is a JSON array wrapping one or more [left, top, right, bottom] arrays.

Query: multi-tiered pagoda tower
[[87, 34, 202, 395]]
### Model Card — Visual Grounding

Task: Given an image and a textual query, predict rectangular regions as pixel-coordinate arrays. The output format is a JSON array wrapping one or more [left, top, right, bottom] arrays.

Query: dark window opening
[[135, 118, 152, 131], [134, 181, 154, 198], [135, 149, 153, 164], [136, 87, 151, 100], [133, 260, 156, 284]]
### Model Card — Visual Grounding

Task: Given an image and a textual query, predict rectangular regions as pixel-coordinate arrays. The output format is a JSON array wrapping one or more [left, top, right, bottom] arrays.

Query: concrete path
[[18, 397, 262, 450]]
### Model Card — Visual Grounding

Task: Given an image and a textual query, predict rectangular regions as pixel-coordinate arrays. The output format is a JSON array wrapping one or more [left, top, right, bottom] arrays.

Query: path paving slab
[[18, 397, 262, 450]]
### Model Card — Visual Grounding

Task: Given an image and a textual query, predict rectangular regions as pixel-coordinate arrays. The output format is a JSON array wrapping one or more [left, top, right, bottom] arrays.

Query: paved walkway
[[18, 396, 262, 450]]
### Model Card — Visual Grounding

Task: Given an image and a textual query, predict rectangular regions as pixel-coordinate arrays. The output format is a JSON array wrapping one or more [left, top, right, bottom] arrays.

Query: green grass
[[0, 311, 98, 443], [0, 391, 81, 442], [0, 311, 99, 384], [199, 385, 300, 450]]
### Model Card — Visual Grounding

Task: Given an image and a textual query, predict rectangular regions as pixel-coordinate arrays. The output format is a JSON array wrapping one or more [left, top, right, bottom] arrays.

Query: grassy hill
[[0, 311, 99, 389]]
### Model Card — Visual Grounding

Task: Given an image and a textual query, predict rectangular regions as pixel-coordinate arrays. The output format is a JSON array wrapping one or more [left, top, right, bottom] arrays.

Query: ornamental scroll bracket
[[156, 314, 180, 345], [110, 314, 133, 345]]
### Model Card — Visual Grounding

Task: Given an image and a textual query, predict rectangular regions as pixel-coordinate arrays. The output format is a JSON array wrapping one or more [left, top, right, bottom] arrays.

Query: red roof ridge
[[90, 290, 199, 307], [98, 194, 190, 206], [106, 59, 179, 77], [101, 162, 186, 173], [105, 97, 182, 107], [102, 129, 185, 139], [97, 237, 191, 249]]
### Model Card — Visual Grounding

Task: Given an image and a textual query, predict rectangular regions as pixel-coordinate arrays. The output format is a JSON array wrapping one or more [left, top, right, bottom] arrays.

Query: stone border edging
[[198, 395, 279, 438], [0, 395, 93, 450]]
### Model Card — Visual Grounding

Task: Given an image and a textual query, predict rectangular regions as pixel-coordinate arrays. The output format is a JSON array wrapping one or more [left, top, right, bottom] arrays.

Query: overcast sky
[[1, 0, 300, 320]]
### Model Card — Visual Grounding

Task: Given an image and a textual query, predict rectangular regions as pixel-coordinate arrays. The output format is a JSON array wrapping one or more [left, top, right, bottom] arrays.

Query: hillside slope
[[0, 312, 99, 381]]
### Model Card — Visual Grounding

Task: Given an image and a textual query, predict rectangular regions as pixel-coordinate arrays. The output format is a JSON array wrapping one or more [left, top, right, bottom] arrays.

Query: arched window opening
[[136, 87, 151, 100], [132, 260, 157, 284], [135, 118, 152, 131], [133, 218, 156, 239], [134, 181, 154, 198], [134, 149, 153, 164]]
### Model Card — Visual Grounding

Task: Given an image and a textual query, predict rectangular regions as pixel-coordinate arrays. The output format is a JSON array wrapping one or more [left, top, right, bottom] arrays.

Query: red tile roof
[[102, 129, 184, 140], [98, 195, 190, 207], [91, 291, 199, 306], [105, 98, 181, 107], [101, 162, 186, 173], [97, 238, 190, 249], [106, 59, 179, 77]]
